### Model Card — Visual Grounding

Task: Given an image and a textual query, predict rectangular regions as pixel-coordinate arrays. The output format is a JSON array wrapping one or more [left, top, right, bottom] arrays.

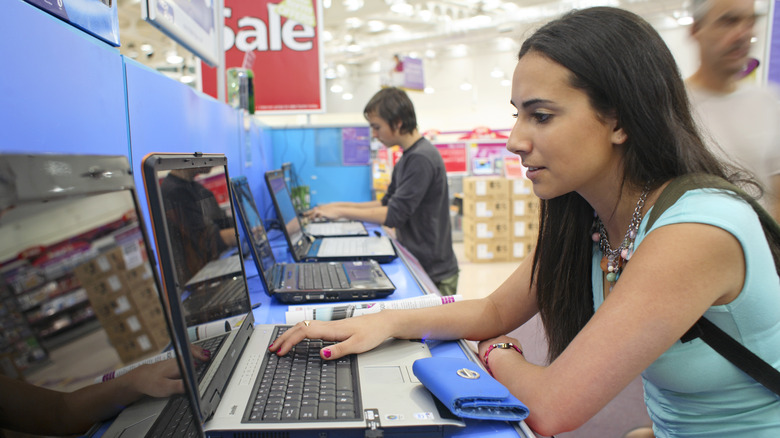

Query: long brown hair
[[521, 7, 743, 362]]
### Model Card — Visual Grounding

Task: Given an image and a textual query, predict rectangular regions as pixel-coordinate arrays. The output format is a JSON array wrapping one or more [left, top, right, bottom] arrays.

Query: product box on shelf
[[463, 176, 509, 199], [510, 219, 539, 239], [509, 237, 536, 262], [462, 198, 510, 219], [463, 236, 510, 262], [462, 216, 510, 240], [508, 178, 534, 198], [511, 197, 541, 219]]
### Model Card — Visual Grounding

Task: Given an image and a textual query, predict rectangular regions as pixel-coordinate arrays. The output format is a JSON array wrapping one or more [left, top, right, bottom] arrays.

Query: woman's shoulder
[[647, 187, 758, 232]]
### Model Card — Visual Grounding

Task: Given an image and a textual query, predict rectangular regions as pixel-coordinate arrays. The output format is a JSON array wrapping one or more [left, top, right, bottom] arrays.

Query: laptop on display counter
[[141, 152, 463, 437], [281, 162, 369, 238], [230, 175, 395, 304], [265, 169, 397, 264], [0, 153, 229, 438]]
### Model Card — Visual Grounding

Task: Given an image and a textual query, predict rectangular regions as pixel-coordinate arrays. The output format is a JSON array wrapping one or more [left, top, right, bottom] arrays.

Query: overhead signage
[[202, 0, 325, 113]]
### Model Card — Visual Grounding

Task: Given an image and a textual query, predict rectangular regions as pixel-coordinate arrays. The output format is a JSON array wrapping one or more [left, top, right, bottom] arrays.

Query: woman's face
[[506, 51, 626, 201]]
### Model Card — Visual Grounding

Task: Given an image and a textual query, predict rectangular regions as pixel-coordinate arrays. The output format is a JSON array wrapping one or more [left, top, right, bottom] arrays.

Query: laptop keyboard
[[298, 263, 350, 290], [318, 237, 388, 256], [245, 326, 361, 423], [305, 222, 365, 236], [148, 395, 199, 438]]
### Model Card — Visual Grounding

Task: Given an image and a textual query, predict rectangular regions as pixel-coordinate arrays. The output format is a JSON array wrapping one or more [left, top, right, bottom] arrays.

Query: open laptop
[[142, 152, 464, 436], [0, 154, 218, 438], [230, 175, 395, 304], [281, 162, 369, 237], [265, 169, 397, 264]]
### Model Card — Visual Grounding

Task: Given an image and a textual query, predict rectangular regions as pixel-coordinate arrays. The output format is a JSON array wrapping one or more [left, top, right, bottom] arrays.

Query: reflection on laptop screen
[[267, 172, 304, 244], [231, 178, 275, 283], [0, 154, 171, 402], [155, 165, 250, 328]]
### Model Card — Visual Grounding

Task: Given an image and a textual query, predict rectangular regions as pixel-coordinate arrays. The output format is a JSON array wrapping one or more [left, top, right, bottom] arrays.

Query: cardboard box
[[463, 176, 509, 199], [510, 237, 536, 261], [510, 219, 539, 239], [462, 216, 510, 240], [463, 237, 510, 262], [111, 330, 166, 364], [463, 198, 510, 219], [509, 178, 534, 198], [73, 246, 127, 284], [511, 197, 541, 219]]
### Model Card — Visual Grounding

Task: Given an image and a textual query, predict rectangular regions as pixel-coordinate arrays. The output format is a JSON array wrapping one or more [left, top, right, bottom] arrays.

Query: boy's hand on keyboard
[[268, 312, 391, 360]]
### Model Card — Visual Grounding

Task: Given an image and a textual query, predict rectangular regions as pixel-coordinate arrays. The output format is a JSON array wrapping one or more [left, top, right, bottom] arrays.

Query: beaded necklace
[[591, 186, 650, 289]]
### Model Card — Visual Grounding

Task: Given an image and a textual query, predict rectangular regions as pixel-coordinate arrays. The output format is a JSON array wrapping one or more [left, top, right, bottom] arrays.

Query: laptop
[[0, 154, 217, 438], [142, 152, 464, 436], [230, 175, 396, 304], [281, 162, 369, 237], [265, 169, 398, 264]]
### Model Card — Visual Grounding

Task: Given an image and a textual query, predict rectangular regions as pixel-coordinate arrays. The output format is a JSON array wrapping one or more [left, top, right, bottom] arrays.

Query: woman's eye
[[512, 113, 519, 119], [533, 112, 552, 123]]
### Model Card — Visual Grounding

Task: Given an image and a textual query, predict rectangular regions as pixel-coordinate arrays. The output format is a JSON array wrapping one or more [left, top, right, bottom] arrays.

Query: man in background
[[306, 87, 460, 295], [686, 0, 780, 219]]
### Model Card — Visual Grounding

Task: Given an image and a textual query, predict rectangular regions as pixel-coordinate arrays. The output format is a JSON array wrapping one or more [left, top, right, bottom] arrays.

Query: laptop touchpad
[[363, 366, 405, 383]]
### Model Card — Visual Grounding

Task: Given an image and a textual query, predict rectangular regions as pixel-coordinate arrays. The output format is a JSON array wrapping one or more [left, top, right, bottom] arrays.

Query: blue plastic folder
[[412, 356, 530, 421]]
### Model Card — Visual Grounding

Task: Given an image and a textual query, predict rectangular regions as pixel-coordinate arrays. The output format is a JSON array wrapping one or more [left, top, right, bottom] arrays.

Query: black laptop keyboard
[[299, 263, 350, 290], [245, 326, 361, 423], [148, 394, 199, 438], [147, 334, 227, 437]]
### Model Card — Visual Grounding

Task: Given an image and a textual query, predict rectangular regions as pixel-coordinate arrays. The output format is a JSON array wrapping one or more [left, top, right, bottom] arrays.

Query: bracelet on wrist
[[484, 342, 523, 376]]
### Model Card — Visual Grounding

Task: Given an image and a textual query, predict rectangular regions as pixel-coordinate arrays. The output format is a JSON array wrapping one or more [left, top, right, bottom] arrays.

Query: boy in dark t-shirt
[[305, 87, 459, 295]]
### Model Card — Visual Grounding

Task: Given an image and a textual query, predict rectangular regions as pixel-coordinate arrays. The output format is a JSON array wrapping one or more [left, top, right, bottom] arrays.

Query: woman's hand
[[126, 344, 212, 398], [268, 312, 394, 360]]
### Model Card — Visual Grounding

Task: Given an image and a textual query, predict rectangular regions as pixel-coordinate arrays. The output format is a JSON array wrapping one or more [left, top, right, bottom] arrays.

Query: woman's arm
[[0, 346, 208, 435], [483, 222, 745, 436], [0, 359, 185, 435]]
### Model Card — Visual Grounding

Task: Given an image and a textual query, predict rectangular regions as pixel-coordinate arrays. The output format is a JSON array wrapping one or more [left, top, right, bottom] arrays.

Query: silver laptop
[[144, 153, 463, 436], [265, 169, 398, 264], [281, 162, 370, 238], [231, 175, 396, 304]]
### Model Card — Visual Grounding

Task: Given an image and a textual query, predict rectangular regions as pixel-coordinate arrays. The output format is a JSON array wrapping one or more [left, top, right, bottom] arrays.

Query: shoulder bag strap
[[645, 174, 780, 396]]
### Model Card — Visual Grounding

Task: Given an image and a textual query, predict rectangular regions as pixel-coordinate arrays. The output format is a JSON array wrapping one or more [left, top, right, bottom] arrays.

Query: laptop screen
[[230, 176, 276, 293], [142, 153, 255, 422], [265, 170, 306, 249], [0, 154, 173, 394]]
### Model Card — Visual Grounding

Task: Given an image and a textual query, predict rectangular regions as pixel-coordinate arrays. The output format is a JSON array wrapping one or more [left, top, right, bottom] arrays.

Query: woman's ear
[[611, 122, 628, 145]]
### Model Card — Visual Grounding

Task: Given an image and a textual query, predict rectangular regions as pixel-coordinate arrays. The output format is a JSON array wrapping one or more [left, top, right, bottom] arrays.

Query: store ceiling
[[115, 0, 697, 87]]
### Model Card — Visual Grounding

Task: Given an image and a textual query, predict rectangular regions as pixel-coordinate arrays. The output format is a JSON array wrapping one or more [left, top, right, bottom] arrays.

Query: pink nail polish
[[268, 342, 274, 349], [322, 348, 331, 359]]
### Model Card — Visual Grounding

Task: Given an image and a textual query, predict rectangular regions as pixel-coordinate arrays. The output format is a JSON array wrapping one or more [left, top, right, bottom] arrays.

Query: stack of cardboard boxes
[[462, 176, 539, 263], [74, 243, 169, 364]]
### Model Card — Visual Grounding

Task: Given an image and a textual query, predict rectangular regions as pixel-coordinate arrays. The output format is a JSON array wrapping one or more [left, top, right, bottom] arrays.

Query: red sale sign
[[202, 0, 325, 113]]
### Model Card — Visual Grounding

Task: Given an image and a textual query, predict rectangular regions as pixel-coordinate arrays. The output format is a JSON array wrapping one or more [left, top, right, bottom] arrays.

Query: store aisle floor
[[452, 241, 520, 300]]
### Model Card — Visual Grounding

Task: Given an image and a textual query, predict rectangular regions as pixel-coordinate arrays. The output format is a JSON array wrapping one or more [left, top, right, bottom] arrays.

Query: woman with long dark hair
[[270, 7, 780, 436]]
